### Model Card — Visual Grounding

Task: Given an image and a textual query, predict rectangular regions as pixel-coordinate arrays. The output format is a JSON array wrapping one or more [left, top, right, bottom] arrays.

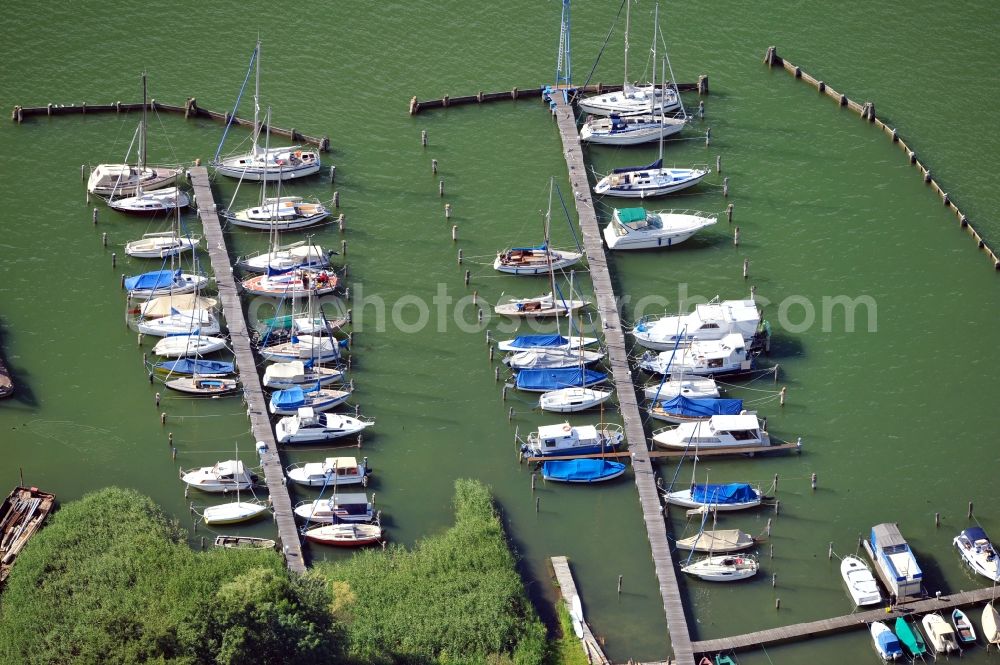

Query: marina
[[1, 2, 998, 664]]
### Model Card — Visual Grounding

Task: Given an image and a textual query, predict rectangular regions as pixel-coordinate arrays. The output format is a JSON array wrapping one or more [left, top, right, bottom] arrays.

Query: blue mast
[[555, 0, 572, 91]]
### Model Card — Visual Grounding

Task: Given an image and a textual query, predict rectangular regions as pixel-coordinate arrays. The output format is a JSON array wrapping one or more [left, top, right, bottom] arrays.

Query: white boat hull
[[213, 147, 321, 182], [642, 378, 720, 401], [152, 335, 228, 358], [580, 114, 686, 145], [202, 501, 269, 525], [594, 167, 709, 198], [496, 336, 598, 352], [125, 233, 200, 259], [87, 164, 181, 197], [493, 249, 583, 275], [681, 554, 758, 581], [603, 210, 717, 250], [127, 273, 209, 301], [275, 412, 373, 444], [663, 489, 762, 511], [239, 244, 329, 273], [840, 555, 882, 606], [109, 187, 190, 215], [539, 388, 614, 413], [577, 85, 681, 117], [268, 388, 351, 415], [135, 310, 221, 337]]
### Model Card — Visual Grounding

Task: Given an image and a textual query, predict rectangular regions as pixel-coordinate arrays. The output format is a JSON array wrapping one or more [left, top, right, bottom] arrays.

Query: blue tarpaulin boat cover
[[271, 386, 306, 410], [124, 269, 180, 291], [613, 158, 662, 174], [155, 359, 234, 375], [691, 483, 758, 505], [542, 459, 625, 483], [657, 395, 744, 418], [506, 334, 570, 349], [516, 368, 606, 391]]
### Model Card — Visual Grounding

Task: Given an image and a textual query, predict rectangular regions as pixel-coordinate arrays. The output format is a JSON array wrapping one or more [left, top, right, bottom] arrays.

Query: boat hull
[[202, 502, 269, 525], [538, 388, 614, 413], [681, 554, 758, 581], [303, 523, 382, 547], [594, 168, 709, 198], [493, 250, 583, 275]]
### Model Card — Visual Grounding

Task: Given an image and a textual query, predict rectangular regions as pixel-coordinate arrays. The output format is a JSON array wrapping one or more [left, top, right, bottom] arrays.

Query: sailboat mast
[[253, 39, 261, 157], [650, 3, 658, 89], [623, 0, 631, 86], [140, 72, 148, 171], [545, 178, 556, 300]]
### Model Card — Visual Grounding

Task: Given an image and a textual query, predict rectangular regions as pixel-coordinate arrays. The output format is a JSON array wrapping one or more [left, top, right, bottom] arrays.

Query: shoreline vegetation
[[0, 480, 551, 665]]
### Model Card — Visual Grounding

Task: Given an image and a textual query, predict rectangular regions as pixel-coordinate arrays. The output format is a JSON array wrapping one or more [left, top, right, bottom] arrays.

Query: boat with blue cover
[[521, 422, 624, 459], [268, 384, 351, 415], [515, 367, 607, 392], [124, 268, 208, 300], [262, 360, 344, 389], [647, 395, 744, 424], [496, 333, 598, 352], [663, 483, 763, 511], [541, 459, 626, 483], [154, 358, 235, 376], [870, 621, 904, 661], [865, 523, 922, 599]]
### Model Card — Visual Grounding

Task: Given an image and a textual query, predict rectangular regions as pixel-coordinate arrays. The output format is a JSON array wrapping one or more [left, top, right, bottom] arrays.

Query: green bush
[[317, 479, 546, 665]]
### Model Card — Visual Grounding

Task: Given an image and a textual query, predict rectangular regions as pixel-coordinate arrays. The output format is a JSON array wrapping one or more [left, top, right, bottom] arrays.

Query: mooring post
[[742, 257, 749, 279], [811, 472, 817, 490], [494, 366, 500, 382], [338, 213, 345, 233], [439, 179, 444, 197], [618, 574, 623, 595], [341, 239, 347, 256], [112, 252, 117, 268], [328, 165, 336, 184], [698, 100, 704, 119], [935, 512, 940, 527], [779, 386, 787, 406], [727, 202, 734, 223], [421, 129, 428, 147], [716, 155, 722, 173], [968, 501, 974, 519], [723, 176, 729, 197], [445, 203, 452, 219], [431, 158, 438, 174], [92, 207, 99, 225], [828, 542, 833, 559], [535, 496, 540, 513], [332, 190, 340, 208], [775, 598, 781, 610], [457, 248, 463, 265], [765, 518, 772, 537], [705, 127, 711, 147], [464, 269, 470, 286], [734, 226, 740, 246], [772, 573, 777, 587]]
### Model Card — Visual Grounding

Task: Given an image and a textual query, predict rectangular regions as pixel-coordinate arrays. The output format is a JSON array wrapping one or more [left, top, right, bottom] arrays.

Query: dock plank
[[188, 166, 305, 573]]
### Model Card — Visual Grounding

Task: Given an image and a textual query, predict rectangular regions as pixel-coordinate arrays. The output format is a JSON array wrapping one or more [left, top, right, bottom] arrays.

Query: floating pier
[[187, 166, 305, 573], [691, 585, 1000, 657], [763, 46, 999, 271], [549, 93, 695, 665], [10, 99, 330, 151], [408, 78, 708, 115]]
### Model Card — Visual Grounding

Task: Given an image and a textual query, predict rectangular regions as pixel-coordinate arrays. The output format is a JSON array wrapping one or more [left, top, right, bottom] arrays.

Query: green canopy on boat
[[616, 207, 647, 223]]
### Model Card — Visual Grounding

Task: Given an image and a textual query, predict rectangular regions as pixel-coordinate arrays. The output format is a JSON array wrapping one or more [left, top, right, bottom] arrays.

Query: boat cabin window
[[700, 323, 720, 330], [543, 439, 557, 448], [728, 429, 758, 441]]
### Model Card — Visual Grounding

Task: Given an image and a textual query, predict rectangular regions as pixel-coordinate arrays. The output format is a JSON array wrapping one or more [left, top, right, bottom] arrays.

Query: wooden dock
[[764, 46, 999, 271], [549, 94, 695, 665], [409, 78, 708, 115], [550, 556, 613, 665], [691, 585, 1000, 656], [187, 166, 305, 573], [10, 99, 330, 151]]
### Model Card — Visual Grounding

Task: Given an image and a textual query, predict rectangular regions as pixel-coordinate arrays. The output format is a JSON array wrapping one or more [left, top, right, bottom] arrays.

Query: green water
[[2, 2, 999, 663]]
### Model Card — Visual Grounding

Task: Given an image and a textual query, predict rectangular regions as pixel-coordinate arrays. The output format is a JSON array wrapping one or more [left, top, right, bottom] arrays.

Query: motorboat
[[238, 240, 330, 274], [294, 493, 374, 524], [515, 367, 607, 392], [539, 387, 614, 413], [638, 333, 754, 376], [202, 500, 269, 525], [285, 456, 370, 487], [581, 112, 686, 145], [494, 292, 589, 318], [164, 375, 240, 396], [493, 246, 582, 275], [633, 298, 763, 350], [953, 526, 1000, 582], [152, 334, 227, 358], [212, 40, 321, 182], [681, 554, 758, 582], [603, 207, 717, 250], [840, 555, 882, 607], [262, 360, 344, 389], [541, 459, 626, 483], [675, 529, 755, 553], [275, 407, 373, 444], [870, 621, 904, 661], [647, 395, 745, 424], [109, 186, 190, 215], [124, 269, 209, 300], [893, 617, 927, 659], [503, 348, 604, 370], [303, 523, 383, 547], [652, 414, 769, 449], [241, 268, 337, 298], [268, 385, 351, 415], [520, 422, 623, 459], [259, 334, 341, 363], [642, 377, 720, 401], [593, 160, 709, 199], [921, 613, 960, 654], [181, 460, 256, 493], [224, 196, 329, 231], [135, 308, 221, 337], [663, 483, 763, 511], [866, 523, 922, 599], [496, 334, 598, 352], [951, 608, 977, 644]]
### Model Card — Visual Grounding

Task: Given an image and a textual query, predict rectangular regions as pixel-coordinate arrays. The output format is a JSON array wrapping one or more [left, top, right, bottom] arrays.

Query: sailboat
[[494, 179, 583, 275], [238, 233, 330, 274], [680, 510, 759, 581], [124, 201, 201, 259], [539, 387, 614, 413], [268, 384, 351, 415], [577, 1, 681, 117], [212, 40, 321, 182], [200, 444, 270, 525], [504, 347, 604, 370], [107, 73, 190, 215]]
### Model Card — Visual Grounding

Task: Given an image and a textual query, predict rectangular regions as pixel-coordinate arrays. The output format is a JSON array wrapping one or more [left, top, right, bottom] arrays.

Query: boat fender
[[562, 424, 572, 432]]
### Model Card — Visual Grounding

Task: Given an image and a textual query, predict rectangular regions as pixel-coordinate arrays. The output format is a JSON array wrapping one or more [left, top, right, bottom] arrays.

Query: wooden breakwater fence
[[187, 166, 306, 573], [408, 77, 709, 115], [10, 99, 330, 152], [764, 46, 999, 271]]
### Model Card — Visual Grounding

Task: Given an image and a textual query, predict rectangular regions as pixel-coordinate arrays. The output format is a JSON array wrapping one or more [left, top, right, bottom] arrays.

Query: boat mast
[[545, 178, 557, 302], [140, 71, 148, 171], [622, 0, 631, 86], [650, 3, 658, 91], [252, 39, 262, 157]]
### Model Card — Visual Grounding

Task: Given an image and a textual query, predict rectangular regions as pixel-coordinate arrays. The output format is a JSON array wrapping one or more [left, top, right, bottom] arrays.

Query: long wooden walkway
[[692, 585, 1000, 656], [550, 556, 613, 665], [550, 95, 695, 665], [188, 166, 305, 573]]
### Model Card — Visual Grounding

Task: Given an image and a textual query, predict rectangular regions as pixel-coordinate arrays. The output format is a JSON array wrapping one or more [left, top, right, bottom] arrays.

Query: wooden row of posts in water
[[763, 46, 1000, 271], [9, 98, 331, 152]]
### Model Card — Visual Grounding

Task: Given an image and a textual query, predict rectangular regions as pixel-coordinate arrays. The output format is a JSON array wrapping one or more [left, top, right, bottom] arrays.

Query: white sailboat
[[641, 377, 719, 401], [152, 334, 228, 358], [494, 178, 582, 275], [238, 232, 330, 274], [577, 2, 681, 117], [200, 444, 269, 525], [262, 360, 344, 389], [212, 41, 321, 182], [503, 348, 604, 370], [538, 387, 614, 413]]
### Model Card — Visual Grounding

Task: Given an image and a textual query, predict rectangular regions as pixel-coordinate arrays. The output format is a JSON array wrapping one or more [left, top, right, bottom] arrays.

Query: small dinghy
[[109, 186, 190, 215], [181, 460, 256, 493], [951, 608, 977, 644], [303, 522, 383, 547], [496, 334, 599, 352], [213, 535, 276, 550], [539, 387, 614, 413], [152, 334, 228, 358], [275, 407, 374, 444], [294, 492, 375, 524], [494, 293, 589, 318], [202, 500, 270, 525], [663, 483, 763, 512], [870, 621, 904, 661], [675, 529, 755, 553], [893, 616, 928, 659], [262, 360, 344, 389], [165, 375, 240, 396], [268, 385, 351, 415], [840, 555, 882, 607], [285, 456, 370, 487], [541, 459, 626, 483], [922, 612, 960, 654], [504, 348, 604, 370], [681, 554, 758, 582], [520, 423, 624, 459]]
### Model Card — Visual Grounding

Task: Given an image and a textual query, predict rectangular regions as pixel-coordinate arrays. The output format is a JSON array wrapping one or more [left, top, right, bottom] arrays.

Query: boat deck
[[188, 166, 305, 573]]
